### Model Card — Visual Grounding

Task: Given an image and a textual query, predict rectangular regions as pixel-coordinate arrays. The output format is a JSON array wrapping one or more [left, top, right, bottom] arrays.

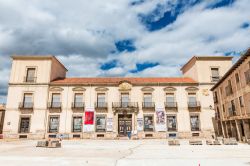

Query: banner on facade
[[106, 118, 113, 132], [155, 108, 166, 131], [84, 112, 94, 125], [137, 118, 143, 131]]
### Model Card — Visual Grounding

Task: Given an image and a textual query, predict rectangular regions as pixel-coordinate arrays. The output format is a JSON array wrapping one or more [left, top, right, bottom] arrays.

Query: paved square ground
[[0, 139, 250, 166]]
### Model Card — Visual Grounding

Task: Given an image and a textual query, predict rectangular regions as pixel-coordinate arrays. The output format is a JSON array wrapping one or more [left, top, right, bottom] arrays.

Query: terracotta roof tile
[[51, 77, 197, 85]]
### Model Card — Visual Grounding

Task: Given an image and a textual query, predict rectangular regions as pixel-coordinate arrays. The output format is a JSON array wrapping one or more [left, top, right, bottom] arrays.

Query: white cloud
[[0, 0, 250, 103]]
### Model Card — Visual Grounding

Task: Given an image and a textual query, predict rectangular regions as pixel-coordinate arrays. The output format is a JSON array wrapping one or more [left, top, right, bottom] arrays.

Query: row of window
[[24, 67, 221, 83], [19, 115, 200, 133], [214, 63, 250, 99], [20, 92, 200, 108], [216, 96, 245, 119]]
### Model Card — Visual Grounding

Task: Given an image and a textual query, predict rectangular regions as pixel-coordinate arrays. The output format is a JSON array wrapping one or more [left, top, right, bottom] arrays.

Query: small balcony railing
[[24, 76, 37, 83], [211, 76, 221, 82], [19, 102, 33, 110], [228, 107, 237, 117], [142, 102, 155, 109], [188, 101, 201, 111], [95, 102, 108, 109], [48, 102, 62, 110], [112, 102, 138, 108], [165, 102, 178, 108], [71, 102, 85, 110]]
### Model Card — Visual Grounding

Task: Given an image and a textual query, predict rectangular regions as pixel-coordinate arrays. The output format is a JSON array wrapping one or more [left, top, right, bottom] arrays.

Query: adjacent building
[[0, 104, 5, 136], [3, 55, 232, 139], [211, 49, 250, 142]]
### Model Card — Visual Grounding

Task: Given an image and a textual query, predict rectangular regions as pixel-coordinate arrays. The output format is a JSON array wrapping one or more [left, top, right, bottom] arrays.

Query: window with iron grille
[[72, 116, 82, 132], [48, 116, 59, 133], [190, 115, 200, 131], [167, 115, 177, 131], [19, 117, 30, 133]]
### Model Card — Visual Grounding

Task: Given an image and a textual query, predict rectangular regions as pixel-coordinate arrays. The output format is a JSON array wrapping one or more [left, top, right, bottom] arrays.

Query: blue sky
[[0, 0, 250, 103]]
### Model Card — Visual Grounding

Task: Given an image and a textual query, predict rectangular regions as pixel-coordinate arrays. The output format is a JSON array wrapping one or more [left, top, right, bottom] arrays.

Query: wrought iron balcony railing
[[71, 102, 85, 109], [188, 101, 201, 109], [211, 76, 221, 82], [95, 102, 108, 109], [165, 102, 178, 108], [142, 102, 155, 108], [48, 102, 62, 109], [19, 102, 34, 109], [112, 102, 138, 108]]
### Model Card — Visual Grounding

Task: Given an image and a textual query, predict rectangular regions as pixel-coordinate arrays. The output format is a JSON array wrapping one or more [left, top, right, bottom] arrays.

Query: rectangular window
[[97, 93, 106, 107], [188, 93, 197, 107], [19, 117, 30, 133], [121, 93, 129, 107], [166, 93, 175, 107], [72, 116, 82, 132], [190, 115, 200, 131], [23, 93, 33, 108], [26, 68, 36, 82], [96, 115, 106, 132], [48, 116, 59, 133], [144, 115, 154, 131], [211, 68, 220, 81], [143, 93, 152, 107], [235, 73, 240, 83], [239, 96, 244, 107], [74, 93, 83, 108], [51, 93, 61, 108], [167, 116, 177, 132]]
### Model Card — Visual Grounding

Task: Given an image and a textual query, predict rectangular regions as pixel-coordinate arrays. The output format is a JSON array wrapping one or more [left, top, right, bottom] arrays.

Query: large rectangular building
[[211, 49, 250, 142], [3, 55, 232, 139]]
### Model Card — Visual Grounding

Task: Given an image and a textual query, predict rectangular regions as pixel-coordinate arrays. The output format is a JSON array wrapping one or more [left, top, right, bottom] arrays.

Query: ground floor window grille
[[167, 116, 177, 131], [144, 115, 154, 131], [49, 116, 59, 133], [73, 117, 82, 132], [96, 115, 106, 132], [190, 115, 200, 131], [19, 117, 30, 133]]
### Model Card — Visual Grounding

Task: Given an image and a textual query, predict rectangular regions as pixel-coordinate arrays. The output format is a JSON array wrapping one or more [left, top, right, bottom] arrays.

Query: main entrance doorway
[[118, 114, 132, 136]]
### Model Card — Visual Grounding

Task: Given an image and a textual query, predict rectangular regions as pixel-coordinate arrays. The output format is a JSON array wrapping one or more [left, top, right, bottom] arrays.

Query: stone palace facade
[[3, 55, 232, 139]]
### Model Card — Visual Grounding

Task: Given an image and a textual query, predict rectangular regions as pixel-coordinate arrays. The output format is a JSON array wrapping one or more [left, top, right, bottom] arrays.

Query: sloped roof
[[51, 77, 197, 85], [211, 48, 250, 91]]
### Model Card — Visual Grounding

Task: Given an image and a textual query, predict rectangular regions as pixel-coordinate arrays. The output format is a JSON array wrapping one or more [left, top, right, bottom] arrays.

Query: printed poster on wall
[[84, 108, 95, 132], [84, 112, 94, 125], [137, 118, 143, 131], [155, 108, 166, 131], [106, 118, 113, 132]]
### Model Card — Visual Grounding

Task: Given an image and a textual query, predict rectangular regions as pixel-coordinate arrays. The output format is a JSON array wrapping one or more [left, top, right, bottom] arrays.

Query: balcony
[[142, 102, 155, 110], [24, 77, 37, 83], [48, 102, 62, 113], [95, 102, 108, 111], [228, 107, 237, 117], [188, 101, 201, 112], [165, 102, 178, 112], [71, 102, 85, 112], [19, 102, 33, 113], [112, 102, 139, 114], [211, 76, 221, 82]]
